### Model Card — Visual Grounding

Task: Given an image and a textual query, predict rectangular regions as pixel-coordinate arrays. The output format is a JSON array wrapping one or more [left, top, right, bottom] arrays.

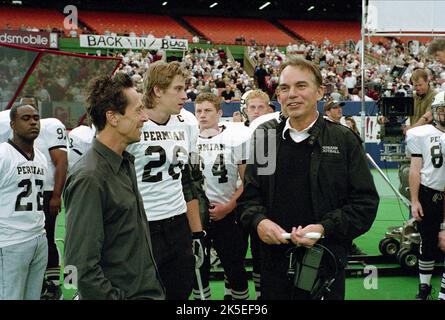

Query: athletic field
[[55, 169, 444, 300]]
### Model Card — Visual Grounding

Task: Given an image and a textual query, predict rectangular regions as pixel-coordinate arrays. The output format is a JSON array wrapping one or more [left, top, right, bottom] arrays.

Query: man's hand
[[257, 219, 289, 245], [49, 195, 62, 215], [290, 224, 324, 248], [411, 200, 424, 221], [192, 231, 207, 269], [209, 202, 234, 221], [402, 124, 411, 135], [377, 116, 387, 125]]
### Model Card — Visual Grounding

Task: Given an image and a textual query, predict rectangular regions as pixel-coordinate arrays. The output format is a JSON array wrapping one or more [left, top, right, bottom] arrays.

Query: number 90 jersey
[[126, 113, 198, 222], [197, 125, 250, 204], [0, 141, 47, 247], [406, 124, 445, 191]]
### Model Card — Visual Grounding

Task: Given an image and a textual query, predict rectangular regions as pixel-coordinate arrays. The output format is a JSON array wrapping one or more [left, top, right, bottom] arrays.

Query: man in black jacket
[[237, 57, 379, 300]]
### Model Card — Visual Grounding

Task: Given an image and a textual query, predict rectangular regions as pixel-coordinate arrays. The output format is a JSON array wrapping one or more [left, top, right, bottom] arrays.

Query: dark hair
[[85, 72, 134, 131], [10, 103, 38, 121]]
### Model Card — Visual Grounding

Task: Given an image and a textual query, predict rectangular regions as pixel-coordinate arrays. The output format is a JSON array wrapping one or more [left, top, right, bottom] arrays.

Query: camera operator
[[378, 69, 434, 133]]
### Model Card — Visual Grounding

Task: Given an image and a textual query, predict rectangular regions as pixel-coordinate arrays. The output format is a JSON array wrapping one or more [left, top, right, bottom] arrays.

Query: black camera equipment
[[286, 244, 338, 300], [378, 96, 414, 162]]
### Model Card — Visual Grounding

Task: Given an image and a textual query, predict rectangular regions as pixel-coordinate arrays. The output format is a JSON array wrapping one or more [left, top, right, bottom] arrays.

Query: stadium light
[[259, 2, 271, 10], [162, 1, 167, 5], [12, 0, 22, 4], [307, 6, 314, 11], [209, 2, 218, 8]]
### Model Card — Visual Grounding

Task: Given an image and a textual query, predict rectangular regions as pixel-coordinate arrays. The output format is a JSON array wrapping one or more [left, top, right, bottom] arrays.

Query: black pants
[[43, 191, 59, 268], [250, 230, 262, 277], [260, 243, 346, 300], [417, 185, 444, 261], [149, 213, 195, 300], [194, 212, 248, 296]]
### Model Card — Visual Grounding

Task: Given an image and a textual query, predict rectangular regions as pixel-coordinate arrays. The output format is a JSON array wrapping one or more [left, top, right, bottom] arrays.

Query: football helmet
[[239, 89, 253, 124], [431, 91, 445, 126]]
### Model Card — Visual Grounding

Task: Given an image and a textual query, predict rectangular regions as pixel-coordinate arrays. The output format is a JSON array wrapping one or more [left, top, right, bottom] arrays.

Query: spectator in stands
[[344, 70, 356, 94], [221, 84, 235, 103], [254, 63, 268, 92], [428, 38, 445, 65], [345, 116, 360, 136], [186, 84, 198, 102], [323, 99, 344, 123]]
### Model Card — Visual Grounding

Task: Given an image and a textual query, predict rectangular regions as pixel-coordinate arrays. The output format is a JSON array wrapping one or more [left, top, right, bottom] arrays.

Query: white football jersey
[[0, 109, 12, 143], [406, 124, 445, 191], [67, 125, 96, 171], [126, 114, 197, 221], [0, 141, 47, 247], [0, 112, 67, 191], [249, 111, 282, 132], [180, 108, 199, 154], [198, 125, 249, 204], [34, 118, 68, 191]]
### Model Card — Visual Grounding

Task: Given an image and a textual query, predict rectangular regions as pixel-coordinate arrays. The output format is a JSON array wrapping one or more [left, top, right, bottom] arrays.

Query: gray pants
[[0, 234, 48, 300]]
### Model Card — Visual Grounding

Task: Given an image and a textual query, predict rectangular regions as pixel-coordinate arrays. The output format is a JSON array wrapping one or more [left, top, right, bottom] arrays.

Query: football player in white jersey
[[407, 91, 445, 300], [20, 97, 68, 299], [233, 89, 274, 127], [126, 61, 203, 300], [193, 93, 249, 300], [0, 104, 48, 300], [67, 123, 96, 172], [0, 98, 68, 298]]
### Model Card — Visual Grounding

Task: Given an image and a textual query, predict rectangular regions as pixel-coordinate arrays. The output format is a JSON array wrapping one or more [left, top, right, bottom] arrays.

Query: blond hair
[[142, 61, 189, 109], [245, 89, 270, 107]]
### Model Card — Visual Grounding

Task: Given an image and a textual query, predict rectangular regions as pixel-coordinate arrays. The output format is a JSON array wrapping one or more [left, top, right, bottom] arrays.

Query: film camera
[[378, 96, 414, 162]]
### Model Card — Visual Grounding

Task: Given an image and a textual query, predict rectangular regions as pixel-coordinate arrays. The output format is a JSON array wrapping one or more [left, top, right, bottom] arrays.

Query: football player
[[67, 123, 96, 172], [407, 91, 445, 300], [126, 61, 204, 300], [193, 92, 249, 300], [0, 104, 48, 299], [0, 98, 68, 299]]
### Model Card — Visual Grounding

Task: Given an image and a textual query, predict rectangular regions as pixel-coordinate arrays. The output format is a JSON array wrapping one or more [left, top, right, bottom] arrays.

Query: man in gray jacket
[[64, 73, 165, 300]]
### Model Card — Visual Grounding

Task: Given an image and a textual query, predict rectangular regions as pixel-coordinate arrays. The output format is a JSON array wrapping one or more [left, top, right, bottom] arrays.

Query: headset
[[286, 243, 339, 300]]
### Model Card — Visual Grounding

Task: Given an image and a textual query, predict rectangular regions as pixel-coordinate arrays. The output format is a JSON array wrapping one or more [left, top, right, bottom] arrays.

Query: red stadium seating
[[79, 11, 192, 40], [184, 16, 295, 46], [279, 20, 360, 45], [0, 6, 67, 33]]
